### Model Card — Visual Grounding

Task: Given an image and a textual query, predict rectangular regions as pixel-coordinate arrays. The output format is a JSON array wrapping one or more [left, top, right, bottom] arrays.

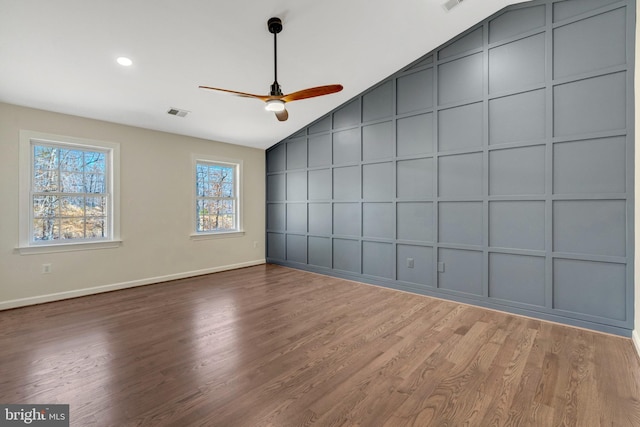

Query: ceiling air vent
[[442, 0, 463, 12], [167, 107, 189, 118]]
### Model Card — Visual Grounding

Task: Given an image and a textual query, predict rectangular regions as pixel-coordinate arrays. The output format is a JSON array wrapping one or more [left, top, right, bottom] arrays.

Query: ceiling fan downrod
[[268, 17, 283, 96]]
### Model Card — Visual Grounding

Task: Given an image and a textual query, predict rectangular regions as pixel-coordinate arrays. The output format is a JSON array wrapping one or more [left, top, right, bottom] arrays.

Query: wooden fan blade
[[275, 109, 289, 122], [281, 84, 343, 102], [199, 86, 270, 101]]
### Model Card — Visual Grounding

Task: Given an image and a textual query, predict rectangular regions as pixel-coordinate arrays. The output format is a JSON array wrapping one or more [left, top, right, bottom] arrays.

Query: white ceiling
[[0, 0, 530, 150]]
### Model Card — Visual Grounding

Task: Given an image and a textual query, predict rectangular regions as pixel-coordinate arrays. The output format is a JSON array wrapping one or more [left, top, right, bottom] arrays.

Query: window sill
[[16, 240, 123, 255], [190, 230, 245, 241]]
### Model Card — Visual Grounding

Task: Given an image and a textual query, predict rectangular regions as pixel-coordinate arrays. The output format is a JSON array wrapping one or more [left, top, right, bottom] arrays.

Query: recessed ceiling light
[[116, 57, 133, 66]]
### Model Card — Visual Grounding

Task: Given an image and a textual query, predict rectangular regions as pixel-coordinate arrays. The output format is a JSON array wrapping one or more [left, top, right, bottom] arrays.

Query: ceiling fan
[[199, 17, 343, 122]]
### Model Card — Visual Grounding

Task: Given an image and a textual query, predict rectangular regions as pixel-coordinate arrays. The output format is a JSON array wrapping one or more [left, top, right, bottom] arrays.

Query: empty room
[[1, 0, 640, 425]]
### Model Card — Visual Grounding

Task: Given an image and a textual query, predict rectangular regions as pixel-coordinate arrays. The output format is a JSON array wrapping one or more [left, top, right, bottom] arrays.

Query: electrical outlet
[[406, 258, 414, 268], [42, 263, 52, 274]]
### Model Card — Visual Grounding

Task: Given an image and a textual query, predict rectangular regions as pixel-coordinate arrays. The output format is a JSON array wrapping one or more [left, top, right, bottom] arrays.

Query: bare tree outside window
[[32, 143, 108, 242], [196, 162, 237, 232]]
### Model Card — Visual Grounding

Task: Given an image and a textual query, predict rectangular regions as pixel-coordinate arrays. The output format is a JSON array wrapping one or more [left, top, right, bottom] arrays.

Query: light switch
[[406, 258, 414, 268], [438, 262, 445, 273]]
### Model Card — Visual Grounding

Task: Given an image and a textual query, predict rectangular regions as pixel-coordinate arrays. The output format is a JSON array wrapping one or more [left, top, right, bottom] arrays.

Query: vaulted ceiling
[[0, 0, 530, 149]]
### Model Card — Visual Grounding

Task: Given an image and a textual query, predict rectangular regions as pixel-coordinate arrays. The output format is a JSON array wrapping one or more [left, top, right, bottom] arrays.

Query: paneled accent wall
[[266, 0, 635, 336]]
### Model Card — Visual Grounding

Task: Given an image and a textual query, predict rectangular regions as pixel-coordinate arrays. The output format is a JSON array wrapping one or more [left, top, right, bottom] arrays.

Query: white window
[[18, 131, 121, 254], [192, 156, 243, 238]]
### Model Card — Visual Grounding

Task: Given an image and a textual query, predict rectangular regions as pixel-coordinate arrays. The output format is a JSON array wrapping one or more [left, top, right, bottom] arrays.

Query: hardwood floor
[[1, 264, 639, 426]]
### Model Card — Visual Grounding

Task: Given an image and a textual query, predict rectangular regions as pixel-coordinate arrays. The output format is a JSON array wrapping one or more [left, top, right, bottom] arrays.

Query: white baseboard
[[0, 259, 266, 311], [633, 330, 640, 359]]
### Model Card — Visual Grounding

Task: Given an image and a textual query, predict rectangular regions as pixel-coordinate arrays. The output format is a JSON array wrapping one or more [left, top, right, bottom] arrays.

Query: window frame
[[191, 154, 244, 240], [17, 130, 121, 254]]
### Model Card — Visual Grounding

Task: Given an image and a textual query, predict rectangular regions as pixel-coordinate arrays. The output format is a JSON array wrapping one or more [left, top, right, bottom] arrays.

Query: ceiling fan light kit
[[265, 99, 286, 112], [199, 17, 343, 121]]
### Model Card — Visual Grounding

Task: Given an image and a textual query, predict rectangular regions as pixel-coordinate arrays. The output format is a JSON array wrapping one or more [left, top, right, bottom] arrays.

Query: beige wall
[[0, 102, 265, 308]]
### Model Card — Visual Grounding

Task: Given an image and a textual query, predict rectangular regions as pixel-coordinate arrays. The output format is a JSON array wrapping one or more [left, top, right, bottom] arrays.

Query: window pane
[[60, 172, 84, 193], [34, 146, 58, 170], [61, 218, 85, 239], [219, 214, 235, 230], [84, 152, 105, 173], [221, 183, 234, 197], [59, 149, 84, 172], [33, 218, 60, 241], [61, 196, 84, 217], [86, 196, 106, 216], [84, 173, 105, 193], [33, 169, 59, 192], [33, 195, 59, 218], [86, 217, 107, 238]]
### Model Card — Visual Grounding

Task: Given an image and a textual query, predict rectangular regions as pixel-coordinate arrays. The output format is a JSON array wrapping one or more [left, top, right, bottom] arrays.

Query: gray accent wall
[[265, 0, 635, 336]]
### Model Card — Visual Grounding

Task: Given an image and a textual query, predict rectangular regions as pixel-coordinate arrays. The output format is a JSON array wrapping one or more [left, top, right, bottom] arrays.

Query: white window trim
[[190, 153, 244, 240], [16, 130, 121, 255]]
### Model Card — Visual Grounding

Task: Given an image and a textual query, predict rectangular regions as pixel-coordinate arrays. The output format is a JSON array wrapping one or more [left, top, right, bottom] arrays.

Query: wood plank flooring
[[1, 264, 639, 426]]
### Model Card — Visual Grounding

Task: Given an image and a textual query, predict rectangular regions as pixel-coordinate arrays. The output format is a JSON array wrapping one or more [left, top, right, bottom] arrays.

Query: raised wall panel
[[308, 237, 331, 268], [439, 202, 483, 246], [267, 144, 285, 173], [489, 89, 545, 145], [489, 253, 545, 306], [553, 200, 626, 257], [439, 153, 483, 198], [286, 234, 307, 264], [267, 203, 285, 230], [333, 166, 360, 200], [553, 137, 626, 194], [554, 259, 626, 320], [363, 203, 394, 239], [397, 113, 434, 157], [267, 232, 285, 259], [489, 5, 546, 43], [308, 203, 332, 235], [308, 169, 332, 200], [489, 145, 545, 195], [554, 8, 626, 79], [286, 138, 307, 170], [286, 203, 307, 233], [333, 203, 360, 237], [438, 102, 483, 151], [333, 128, 361, 165], [553, 0, 620, 22], [333, 238, 360, 273], [363, 162, 394, 200], [397, 158, 433, 199], [333, 100, 360, 129], [363, 81, 393, 122], [363, 241, 393, 279], [363, 121, 394, 161], [489, 201, 545, 250], [286, 171, 307, 201], [308, 134, 331, 168], [438, 53, 483, 105], [267, 173, 285, 201], [439, 27, 483, 60], [489, 33, 545, 94], [438, 248, 483, 296], [554, 72, 626, 137], [397, 245, 433, 286], [397, 69, 434, 115], [309, 116, 331, 134], [397, 202, 433, 242]]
